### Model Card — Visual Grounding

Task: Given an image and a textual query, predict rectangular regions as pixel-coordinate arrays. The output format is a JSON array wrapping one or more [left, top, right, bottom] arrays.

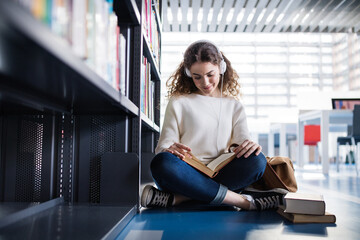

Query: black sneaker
[[141, 185, 174, 208], [241, 188, 288, 211]]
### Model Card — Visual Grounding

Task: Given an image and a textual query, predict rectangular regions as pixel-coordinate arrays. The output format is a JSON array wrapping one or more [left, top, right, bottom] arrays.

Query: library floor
[[117, 164, 360, 240]]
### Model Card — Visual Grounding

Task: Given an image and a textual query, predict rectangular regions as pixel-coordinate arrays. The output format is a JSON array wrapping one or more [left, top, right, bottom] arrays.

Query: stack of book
[[277, 192, 336, 224]]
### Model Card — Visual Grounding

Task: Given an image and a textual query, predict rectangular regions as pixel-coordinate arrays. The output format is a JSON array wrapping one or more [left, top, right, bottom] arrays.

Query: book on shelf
[[108, 11, 118, 89], [140, 56, 146, 115], [119, 32, 127, 95], [284, 192, 326, 215], [182, 152, 236, 178], [115, 26, 120, 91], [125, 28, 131, 96], [72, 0, 87, 58], [277, 205, 336, 224], [140, 56, 154, 120], [142, 0, 161, 70]]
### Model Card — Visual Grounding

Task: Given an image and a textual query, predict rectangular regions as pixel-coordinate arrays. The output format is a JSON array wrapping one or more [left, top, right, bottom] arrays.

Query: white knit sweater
[[155, 94, 251, 164]]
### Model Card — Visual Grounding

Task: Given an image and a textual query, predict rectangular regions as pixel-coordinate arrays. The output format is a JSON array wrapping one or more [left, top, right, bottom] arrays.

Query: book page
[[206, 152, 235, 171], [285, 192, 324, 201], [183, 153, 216, 178]]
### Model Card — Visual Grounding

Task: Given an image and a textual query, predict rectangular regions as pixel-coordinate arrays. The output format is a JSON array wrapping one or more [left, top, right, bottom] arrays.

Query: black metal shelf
[[143, 34, 161, 81], [0, 199, 136, 240], [152, 1, 163, 38], [141, 112, 160, 132], [0, 0, 162, 238], [0, 202, 42, 226], [0, 198, 64, 229], [114, 0, 141, 25], [0, 1, 139, 116]]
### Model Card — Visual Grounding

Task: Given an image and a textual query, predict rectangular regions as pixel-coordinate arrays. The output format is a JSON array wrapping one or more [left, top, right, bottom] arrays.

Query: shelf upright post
[[132, 0, 145, 210], [56, 113, 76, 203], [0, 116, 3, 201]]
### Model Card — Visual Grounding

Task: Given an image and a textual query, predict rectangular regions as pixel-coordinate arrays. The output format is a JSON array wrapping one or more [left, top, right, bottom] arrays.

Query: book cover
[[284, 192, 326, 215], [182, 152, 236, 178], [277, 206, 336, 224]]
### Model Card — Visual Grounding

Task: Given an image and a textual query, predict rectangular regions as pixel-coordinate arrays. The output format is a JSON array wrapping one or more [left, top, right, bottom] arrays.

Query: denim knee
[[247, 152, 267, 180], [150, 152, 174, 177], [150, 152, 186, 186], [150, 152, 221, 202]]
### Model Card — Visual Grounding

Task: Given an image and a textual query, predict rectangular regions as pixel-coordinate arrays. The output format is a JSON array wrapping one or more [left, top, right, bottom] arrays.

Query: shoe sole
[[242, 187, 289, 195], [140, 185, 153, 207]]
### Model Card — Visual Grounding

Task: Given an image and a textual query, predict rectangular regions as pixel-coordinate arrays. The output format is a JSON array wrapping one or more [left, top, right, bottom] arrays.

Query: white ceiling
[[162, 0, 360, 33]]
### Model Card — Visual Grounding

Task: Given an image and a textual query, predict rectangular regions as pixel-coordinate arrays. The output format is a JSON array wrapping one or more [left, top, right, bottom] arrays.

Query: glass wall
[[333, 33, 360, 91], [160, 32, 360, 134]]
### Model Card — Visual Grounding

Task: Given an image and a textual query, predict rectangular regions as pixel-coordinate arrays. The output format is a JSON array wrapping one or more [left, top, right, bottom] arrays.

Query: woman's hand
[[233, 140, 262, 158], [164, 142, 192, 160]]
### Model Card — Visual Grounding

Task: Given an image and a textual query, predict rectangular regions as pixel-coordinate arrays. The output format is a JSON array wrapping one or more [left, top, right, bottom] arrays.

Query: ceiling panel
[[162, 0, 360, 33]]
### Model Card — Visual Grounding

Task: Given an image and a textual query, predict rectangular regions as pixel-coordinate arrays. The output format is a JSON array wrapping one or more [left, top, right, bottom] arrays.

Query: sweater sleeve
[[155, 98, 181, 154], [231, 101, 251, 146]]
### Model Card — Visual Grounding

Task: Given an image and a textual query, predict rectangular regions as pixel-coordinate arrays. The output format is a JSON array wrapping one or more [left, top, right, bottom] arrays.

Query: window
[[235, 64, 255, 73], [289, 54, 319, 63], [257, 64, 287, 73], [257, 85, 287, 95], [258, 96, 288, 105], [257, 54, 286, 63], [161, 32, 360, 133]]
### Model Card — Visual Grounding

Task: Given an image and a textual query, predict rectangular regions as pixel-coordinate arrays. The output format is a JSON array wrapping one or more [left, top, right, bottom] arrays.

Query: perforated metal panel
[[89, 116, 116, 203], [57, 114, 74, 203], [15, 116, 44, 202]]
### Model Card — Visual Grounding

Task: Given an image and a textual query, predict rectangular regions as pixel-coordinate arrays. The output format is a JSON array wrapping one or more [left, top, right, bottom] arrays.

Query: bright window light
[[167, 8, 173, 22], [247, 9, 255, 23], [197, 9, 203, 21], [257, 9, 266, 23], [208, 9, 213, 22], [237, 9, 245, 22], [217, 9, 223, 22], [187, 10, 192, 22], [226, 9, 234, 23], [178, 10, 182, 21], [276, 13, 284, 23], [266, 10, 275, 23]]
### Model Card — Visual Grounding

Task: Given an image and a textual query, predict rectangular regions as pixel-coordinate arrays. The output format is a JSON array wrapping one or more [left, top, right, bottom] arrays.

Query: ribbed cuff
[[210, 184, 228, 205]]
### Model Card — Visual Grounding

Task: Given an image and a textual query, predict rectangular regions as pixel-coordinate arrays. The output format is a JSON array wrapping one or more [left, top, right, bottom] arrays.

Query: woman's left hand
[[233, 139, 262, 158]]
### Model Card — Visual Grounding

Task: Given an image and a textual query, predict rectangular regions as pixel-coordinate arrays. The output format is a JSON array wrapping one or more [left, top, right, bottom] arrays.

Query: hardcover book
[[277, 205, 336, 224], [182, 152, 236, 178], [284, 192, 326, 215]]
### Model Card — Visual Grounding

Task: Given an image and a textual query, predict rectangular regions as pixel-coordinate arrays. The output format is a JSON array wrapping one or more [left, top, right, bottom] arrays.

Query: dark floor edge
[[101, 205, 137, 240], [0, 197, 64, 229]]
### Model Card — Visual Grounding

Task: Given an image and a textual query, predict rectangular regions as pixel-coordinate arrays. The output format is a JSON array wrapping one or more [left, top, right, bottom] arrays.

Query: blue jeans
[[150, 152, 267, 204]]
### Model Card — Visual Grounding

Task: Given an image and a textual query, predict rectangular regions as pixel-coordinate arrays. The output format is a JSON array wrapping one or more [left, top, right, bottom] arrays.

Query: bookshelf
[[0, 0, 161, 238]]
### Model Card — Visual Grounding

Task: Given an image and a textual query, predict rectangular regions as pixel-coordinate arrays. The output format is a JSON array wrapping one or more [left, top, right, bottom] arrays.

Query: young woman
[[141, 40, 287, 210]]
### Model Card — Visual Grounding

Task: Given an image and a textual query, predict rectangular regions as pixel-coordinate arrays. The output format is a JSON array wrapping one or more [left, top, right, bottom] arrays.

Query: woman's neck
[[195, 89, 222, 98]]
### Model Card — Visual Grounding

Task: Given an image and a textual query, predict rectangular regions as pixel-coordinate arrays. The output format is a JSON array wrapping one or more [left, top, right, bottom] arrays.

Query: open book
[[182, 152, 236, 178]]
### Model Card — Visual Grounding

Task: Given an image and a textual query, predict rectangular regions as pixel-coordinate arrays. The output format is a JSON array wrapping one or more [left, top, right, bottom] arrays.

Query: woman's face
[[189, 62, 221, 97]]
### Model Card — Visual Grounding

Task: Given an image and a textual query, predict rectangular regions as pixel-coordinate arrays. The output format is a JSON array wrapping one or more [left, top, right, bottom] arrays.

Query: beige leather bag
[[251, 156, 298, 192]]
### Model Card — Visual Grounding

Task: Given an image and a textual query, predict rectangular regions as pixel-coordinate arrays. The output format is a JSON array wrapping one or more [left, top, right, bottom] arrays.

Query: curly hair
[[166, 41, 241, 99]]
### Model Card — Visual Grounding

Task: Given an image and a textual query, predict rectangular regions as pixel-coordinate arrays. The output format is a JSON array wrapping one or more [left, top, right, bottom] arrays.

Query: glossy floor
[[117, 164, 360, 240]]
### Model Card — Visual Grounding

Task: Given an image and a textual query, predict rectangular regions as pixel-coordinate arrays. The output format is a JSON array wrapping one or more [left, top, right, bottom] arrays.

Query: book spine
[[140, 56, 146, 114], [119, 32, 127, 95], [72, 0, 87, 59], [285, 200, 325, 215], [115, 26, 120, 91]]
